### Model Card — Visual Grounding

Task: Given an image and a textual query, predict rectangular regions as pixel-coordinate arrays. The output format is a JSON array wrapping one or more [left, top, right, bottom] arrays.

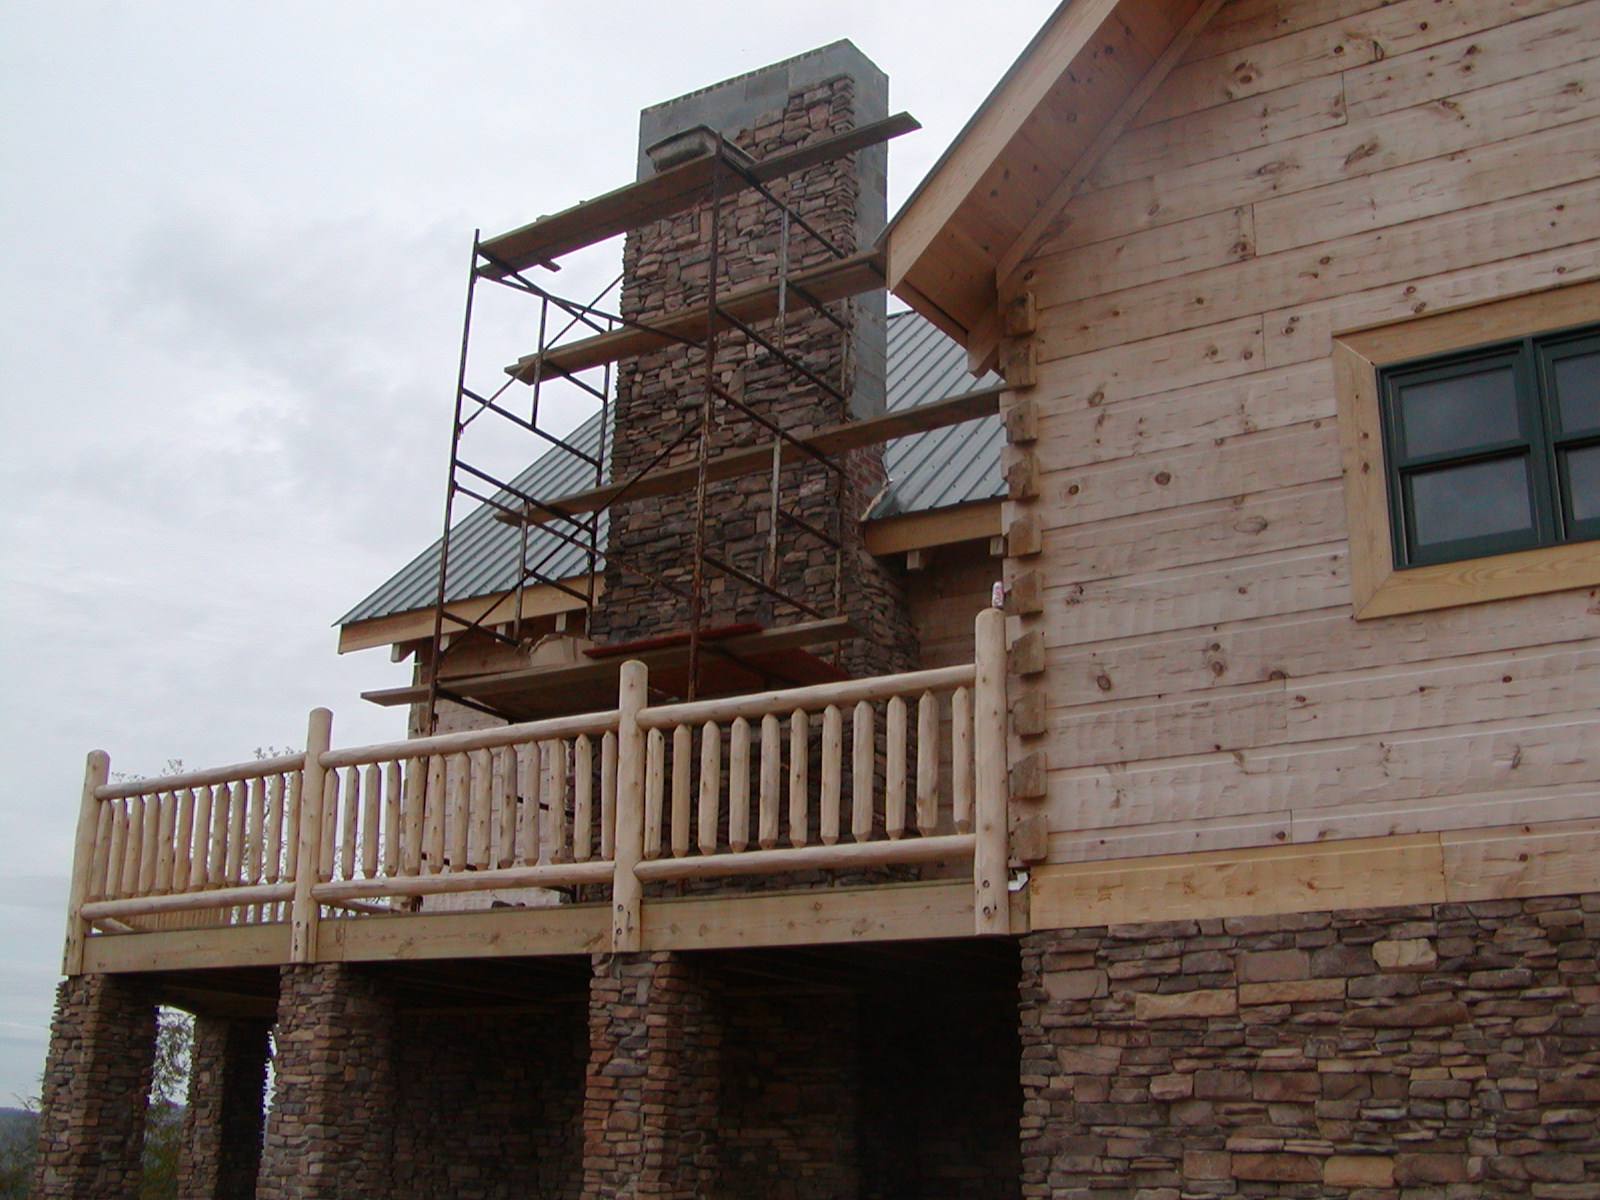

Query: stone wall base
[[1020, 893, 1600, 1197]]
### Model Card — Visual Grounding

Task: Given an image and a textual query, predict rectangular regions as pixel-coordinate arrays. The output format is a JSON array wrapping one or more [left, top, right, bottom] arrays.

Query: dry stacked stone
[[582, 951, 722, 1198], [590, 71, 917, 679], [31, 973, 157, 1199], [390, 1005, 587, 1199], [256, 964, 397, 1200], [1019, 892, 1600, 1198], [177, 1014, 272, 1200]]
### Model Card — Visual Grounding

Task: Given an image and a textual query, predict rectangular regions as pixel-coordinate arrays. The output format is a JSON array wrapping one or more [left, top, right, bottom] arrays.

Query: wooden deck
[[65, 612, 1011, 976]]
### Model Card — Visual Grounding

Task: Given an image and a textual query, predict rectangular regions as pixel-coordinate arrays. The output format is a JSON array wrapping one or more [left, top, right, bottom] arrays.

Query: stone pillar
[[583, 951, 721, 1198], [31, 973, 157, 1200], [178, 1015, 272, 1200], [257, 964, 395, 1200]]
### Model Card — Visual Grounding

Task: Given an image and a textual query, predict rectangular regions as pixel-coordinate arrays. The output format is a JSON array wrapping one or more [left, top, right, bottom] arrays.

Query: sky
[[0, 0, 1060, 1102]]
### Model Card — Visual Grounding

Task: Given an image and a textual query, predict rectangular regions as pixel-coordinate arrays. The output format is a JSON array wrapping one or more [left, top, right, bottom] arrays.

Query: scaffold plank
[[476, 113, 919, 276], [507, 251, 886, 380], [501, 384, 1006, 526]]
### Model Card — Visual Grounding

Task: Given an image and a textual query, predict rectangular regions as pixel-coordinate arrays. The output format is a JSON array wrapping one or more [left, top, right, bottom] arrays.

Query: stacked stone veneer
[[31, 973, 157, 1199], [583, 951, 723, 1198], [178, 1014, 272, 1200], [1020, 893, 1600, 1197], [582, 948, 1022, 1200], [590, 65, 918, 679], [392, 1006, 586, 1199]]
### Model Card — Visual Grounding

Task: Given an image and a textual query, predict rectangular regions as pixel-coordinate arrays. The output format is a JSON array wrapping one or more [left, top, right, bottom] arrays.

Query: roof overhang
[[885, 0, 1220, 365]]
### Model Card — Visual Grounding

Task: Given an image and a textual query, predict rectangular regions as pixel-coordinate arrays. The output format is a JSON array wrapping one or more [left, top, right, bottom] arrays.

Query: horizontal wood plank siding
[[1015, 0, 1600, 869]]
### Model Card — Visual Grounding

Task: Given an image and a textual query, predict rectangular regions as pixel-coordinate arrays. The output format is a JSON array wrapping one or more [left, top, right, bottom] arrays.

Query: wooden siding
[[1009, 0, 1600, 866]]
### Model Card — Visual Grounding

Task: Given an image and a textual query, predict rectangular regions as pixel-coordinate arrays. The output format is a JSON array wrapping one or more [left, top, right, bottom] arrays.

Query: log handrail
[[637, 663, 976, 729], [63, 609, 1010, 965]]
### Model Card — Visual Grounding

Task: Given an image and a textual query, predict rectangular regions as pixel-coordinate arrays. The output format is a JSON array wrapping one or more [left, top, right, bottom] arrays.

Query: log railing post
[[973, 608, 1009, 935], [290, 708, 333, 963], [611, 661, 648, 953], [63, 749, 111, 975]]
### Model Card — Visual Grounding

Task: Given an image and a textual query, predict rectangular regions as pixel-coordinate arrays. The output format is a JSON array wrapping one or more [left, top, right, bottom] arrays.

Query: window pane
[[1408, 456, 1532, 548], [1553, 350, 1600, 433], [1565, 443, 1600, 524], [1397, 365, 1520, 457]]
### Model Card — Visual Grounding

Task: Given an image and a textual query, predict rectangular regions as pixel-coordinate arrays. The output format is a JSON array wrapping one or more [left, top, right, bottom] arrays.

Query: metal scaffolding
[[419, 115, 922, 732]]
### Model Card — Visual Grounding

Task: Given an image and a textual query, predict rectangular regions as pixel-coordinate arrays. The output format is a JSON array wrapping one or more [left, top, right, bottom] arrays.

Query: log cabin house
[[33, 0, 1600, 1196]]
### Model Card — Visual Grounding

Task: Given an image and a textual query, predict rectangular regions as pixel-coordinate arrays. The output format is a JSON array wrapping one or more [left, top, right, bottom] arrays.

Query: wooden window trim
[[1335, 279, 1600, 620]]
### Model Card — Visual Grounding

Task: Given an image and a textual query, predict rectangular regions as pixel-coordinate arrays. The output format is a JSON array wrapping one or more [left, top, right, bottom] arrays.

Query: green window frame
[[1379, 321, 1600, 568]]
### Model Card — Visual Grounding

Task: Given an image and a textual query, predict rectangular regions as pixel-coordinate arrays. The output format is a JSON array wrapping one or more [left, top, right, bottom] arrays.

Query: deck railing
[[64, 610, 1007, 970]]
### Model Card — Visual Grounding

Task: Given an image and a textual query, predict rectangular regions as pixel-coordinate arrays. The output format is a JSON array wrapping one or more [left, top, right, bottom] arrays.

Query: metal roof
[[338, 310, 1001, 627]]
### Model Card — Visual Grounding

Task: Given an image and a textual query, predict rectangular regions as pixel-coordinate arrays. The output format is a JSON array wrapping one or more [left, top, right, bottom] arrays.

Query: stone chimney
[[588, 42, 918, 680]]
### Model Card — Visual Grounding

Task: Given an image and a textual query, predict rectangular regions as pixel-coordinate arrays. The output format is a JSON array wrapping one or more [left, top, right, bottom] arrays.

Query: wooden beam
[[509, 252, 886, 379], [633, 833, 974, 883], [360, 616, 859, 709], [337, 578, 598, 654], [81, 923, 293, 975], [863, 500, 1003, 555], [1031, 834, 1449, 929], [503, 385, 1006, 526], [479, 113, 920, 276], [640, 879, 976, 950]]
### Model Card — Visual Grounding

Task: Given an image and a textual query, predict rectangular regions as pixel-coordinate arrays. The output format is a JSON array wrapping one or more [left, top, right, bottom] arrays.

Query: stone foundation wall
[[178, 1014, 272, 1200], [391, 1005, 587, 1200], [1019, 893, 1600, 1197], [31, 973, 157, 1200]]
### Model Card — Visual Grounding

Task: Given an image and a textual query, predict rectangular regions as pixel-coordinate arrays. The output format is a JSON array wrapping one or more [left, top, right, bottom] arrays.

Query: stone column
[[178, 1015, 272, 1200], [31, 973, 157, 1199], [256, 964, 395, 1200], [583, 951, 721, 1198]]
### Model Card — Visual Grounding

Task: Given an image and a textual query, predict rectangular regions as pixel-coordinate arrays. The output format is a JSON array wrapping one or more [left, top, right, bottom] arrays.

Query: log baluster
[[362, 763, 381, 878], [788, 709, 809, 848], [383, 760, 402, 876], [851, 702, 874, 843], [697, 721, 720, 857], [573, 736, 594, 863], [643, 729, 665, 860], [917, 692, 940, 837], [670, 725, 692, 859], [599, 731, 618, 860], [952, 687, 973, 834], [728, 717, 751, 853], [469, 748, 492, 870], [820, 705, 842, 846]]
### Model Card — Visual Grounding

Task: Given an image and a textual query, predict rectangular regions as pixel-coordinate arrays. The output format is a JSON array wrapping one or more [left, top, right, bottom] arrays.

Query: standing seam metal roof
[[337, 310, 1001, 627]]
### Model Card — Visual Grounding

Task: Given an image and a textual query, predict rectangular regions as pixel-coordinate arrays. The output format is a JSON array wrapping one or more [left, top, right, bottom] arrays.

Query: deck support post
[[177, 1014, 272, 1200], [611, 660, 648, 952], [31, 974, 157, 1199], [289, 708, 332, 964], [973, 607, 1009, 934]]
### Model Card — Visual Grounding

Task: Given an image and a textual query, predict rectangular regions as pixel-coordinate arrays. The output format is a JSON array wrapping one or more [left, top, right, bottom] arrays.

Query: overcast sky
[[0, 0, 1059, 1102]]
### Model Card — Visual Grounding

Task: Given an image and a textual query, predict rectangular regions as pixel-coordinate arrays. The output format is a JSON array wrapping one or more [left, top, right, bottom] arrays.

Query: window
[[1380, 324, 1600, 567], [1333, 281, 1600, 619]]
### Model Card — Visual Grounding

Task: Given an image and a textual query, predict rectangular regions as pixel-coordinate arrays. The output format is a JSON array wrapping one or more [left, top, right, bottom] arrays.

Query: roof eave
[[885, 0, 1214, 353]]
